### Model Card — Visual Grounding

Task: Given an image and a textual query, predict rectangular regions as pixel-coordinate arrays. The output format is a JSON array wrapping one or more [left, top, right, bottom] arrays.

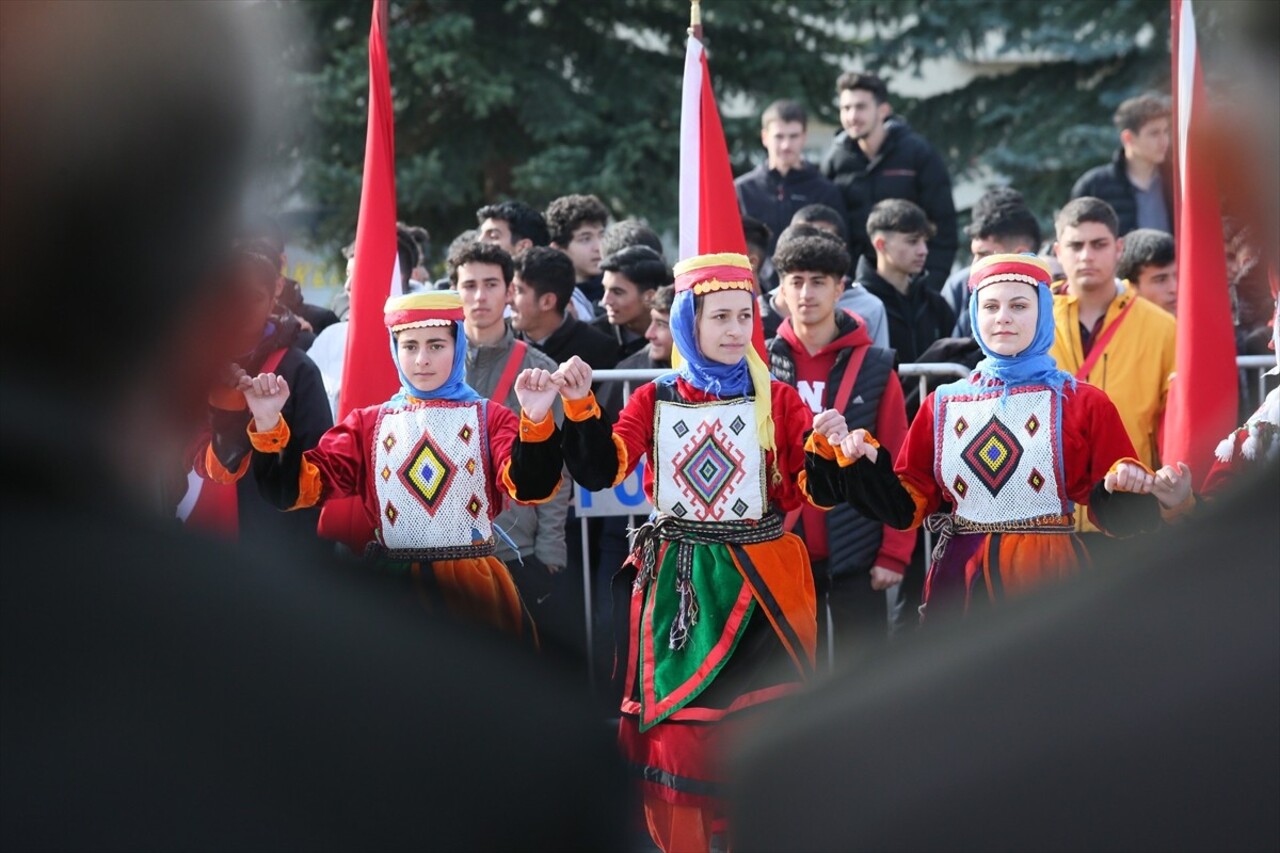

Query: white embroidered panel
[[372, 403, 492, 550], [652, 398, 766, 522], [934, 387, 1070, 525]]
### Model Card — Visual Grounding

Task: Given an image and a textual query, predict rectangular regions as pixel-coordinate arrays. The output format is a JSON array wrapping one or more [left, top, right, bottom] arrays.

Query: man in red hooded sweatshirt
[[766, 231, 913, 667]]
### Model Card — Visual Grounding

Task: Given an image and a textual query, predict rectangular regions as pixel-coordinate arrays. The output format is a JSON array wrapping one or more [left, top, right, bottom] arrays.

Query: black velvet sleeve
[[561, 414, 621, 493], [249, 421, 307, 511], [841, 448, 918, 530], [209, 406, 253, 472], [508, 428, 564, 503], [1087, 480, 1163, 537], [804, 437, 845, 509]]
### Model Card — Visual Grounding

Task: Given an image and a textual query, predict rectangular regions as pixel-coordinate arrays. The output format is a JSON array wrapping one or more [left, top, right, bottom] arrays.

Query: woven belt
[[366, 539, 497, 561], [628, 512, 784, 652], [925, 513, 1073, 563]]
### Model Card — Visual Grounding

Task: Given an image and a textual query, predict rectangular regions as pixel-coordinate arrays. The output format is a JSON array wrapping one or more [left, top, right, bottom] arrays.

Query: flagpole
[[690, 0, 702, 40]]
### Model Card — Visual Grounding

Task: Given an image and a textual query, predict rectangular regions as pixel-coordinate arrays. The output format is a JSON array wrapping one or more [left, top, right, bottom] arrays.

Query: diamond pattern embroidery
[[954, 417, 969, 439], [397, 431, 457, 515], [466, 495, 483, 518], [673, 420, 689, 438], [382, 433, 397, 452], [465, 458, 477, 475], [953, 475, 968, 499], [384, 501, 398, 526], [730, 416, 746, 435], [1025, 414, 1041, 437], [670, 419, 747, 521], [961, 416, 1025, 496], [671, 502, 688, 518], [732, 499, 749, 517], [380, 466, 392, 482], [458, 424, 473, 443], [1028, 468, 1045, 492]]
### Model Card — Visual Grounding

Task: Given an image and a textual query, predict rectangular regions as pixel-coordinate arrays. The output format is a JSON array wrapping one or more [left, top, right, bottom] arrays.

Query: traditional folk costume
[[843, 255, 1169, 619], [1205, 298, 1280, 497], [242, 292, 563, 638], [560, 254, 840, 851]]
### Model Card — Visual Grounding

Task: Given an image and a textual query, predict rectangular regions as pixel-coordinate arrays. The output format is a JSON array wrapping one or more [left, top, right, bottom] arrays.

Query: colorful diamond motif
[[954, 417, 969, 438], [732, 498, 749, 517], [380, 466, 392, 481], [465, 458, 477, 475], [671, 419, 747, 521], [397, 431, 456, 515], [466, 495, 483, 518], [458, 424, 473, 443], [730, 415, 746, 435], [673, 420, 689, 438], [382, 433, 397, 452], [960, 416, 1025, 496], [1025, 414, 1040, 437], [1028, 468, 1045, 492], [953, 475, 968, 498], [384, 501, 398, 526], [672, 502, 688, 517]]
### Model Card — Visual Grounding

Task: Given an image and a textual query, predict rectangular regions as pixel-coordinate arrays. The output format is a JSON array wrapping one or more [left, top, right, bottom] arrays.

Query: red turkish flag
[[1164, 0, 1238, 487], [319, 0, 400, 550]]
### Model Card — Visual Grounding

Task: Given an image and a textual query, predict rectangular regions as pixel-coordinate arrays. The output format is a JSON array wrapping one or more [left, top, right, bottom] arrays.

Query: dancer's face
[[696, 289, 754, 365], [976, 280, 1038, 357], [396, 326, 455, 392]]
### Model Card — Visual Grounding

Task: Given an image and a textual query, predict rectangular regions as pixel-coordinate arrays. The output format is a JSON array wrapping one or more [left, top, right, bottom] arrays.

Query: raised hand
[[555, 356, 593, 401], [242, 372, 291, 432], [1104, 461, 1155, 495], [514, 367, 562, 423], [839, 428, 879, 465], [812, 409, 849, 446], [1151, 461, 1193, 508]]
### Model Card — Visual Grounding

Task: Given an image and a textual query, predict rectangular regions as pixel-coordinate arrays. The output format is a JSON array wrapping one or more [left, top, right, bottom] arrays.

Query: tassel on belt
[[628, 513, 784, 652]]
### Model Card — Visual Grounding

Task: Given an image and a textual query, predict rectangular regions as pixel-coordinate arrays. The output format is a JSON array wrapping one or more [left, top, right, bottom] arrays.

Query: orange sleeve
[[291, 457, 324, 510], [202, 443, 249, 485], [247, 416, 290, 452], [519, 410, 556, 442], [562, 393, 602, 422]]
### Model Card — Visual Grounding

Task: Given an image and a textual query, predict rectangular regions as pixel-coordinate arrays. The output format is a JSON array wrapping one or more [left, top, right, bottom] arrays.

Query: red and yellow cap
[[673, 252, 755, 295], [968, 253, 1053, 293], [384, 291, 464, 332]]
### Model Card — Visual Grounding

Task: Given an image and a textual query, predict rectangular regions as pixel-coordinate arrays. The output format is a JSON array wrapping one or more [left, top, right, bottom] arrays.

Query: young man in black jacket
[[509, 245, 618, 370], [855, 199, 955, 370], [735, 99, 847, 255], [591, 245, 673, 363], [821, 72, 957, 290], [1071, 94, 1173, 237]]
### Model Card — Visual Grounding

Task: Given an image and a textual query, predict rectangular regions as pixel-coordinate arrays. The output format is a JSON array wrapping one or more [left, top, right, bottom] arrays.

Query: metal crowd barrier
[[1237, 354, 1277, 410]]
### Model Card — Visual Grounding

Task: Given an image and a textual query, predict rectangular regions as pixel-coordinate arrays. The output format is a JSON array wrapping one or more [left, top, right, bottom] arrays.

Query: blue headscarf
[[666, 286, 753, 398], [384, 291, 483, 405], [966, 253, 1076, 400]]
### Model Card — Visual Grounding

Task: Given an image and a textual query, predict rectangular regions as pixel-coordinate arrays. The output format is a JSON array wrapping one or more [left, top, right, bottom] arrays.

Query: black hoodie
[[820, 117, 958, 290], [853, 256, 955, 367]]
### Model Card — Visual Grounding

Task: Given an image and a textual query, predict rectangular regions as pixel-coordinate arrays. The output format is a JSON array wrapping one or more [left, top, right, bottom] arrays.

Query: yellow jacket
[[1050, 282, 1176, 531]]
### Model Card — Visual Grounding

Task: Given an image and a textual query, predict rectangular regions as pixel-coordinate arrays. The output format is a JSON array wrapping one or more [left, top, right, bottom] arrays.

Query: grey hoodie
[[465, 325, 569, 568]]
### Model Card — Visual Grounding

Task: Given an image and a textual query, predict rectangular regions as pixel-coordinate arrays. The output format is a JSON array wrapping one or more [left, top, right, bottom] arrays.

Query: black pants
[[811, 559, 890, 671]]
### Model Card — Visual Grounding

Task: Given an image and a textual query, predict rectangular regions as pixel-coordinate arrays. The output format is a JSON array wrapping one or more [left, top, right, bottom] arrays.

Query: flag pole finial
[[689, 0, 702, 38]]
